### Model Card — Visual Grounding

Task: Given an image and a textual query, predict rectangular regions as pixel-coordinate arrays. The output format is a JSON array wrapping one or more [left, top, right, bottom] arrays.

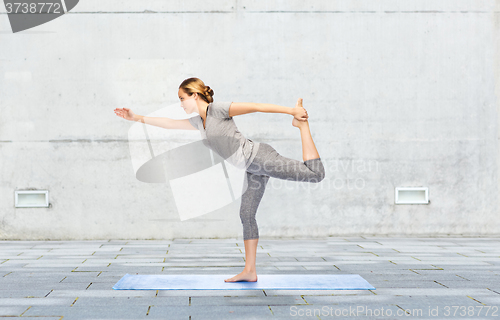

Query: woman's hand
[[292, 98, 308, 121], [114, 108, 136, 121]]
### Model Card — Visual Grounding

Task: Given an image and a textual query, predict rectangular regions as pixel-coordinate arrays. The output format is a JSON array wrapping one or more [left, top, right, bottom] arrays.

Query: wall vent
[[15, 190, 49, 208], [395, 187, 428, 204]]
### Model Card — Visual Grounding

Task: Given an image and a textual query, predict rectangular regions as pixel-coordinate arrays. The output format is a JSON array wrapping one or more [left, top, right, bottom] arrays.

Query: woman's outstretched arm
[[134, 115, 196, 130], [229, 99, 308, 120], [229, 102, 292, 117], [114, 108, 197, 130]]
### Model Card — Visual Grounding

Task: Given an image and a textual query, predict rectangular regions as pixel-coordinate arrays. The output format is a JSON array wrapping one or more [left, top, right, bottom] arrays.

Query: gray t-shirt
[[188, 101, 261, 170]]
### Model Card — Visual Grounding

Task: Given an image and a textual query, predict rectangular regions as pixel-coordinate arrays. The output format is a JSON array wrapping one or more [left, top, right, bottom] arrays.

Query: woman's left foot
[[224, 269, 258, 282]]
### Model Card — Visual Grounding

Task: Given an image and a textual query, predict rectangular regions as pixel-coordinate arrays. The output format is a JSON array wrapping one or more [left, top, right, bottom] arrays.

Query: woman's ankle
[[244, 266, 256, 273]]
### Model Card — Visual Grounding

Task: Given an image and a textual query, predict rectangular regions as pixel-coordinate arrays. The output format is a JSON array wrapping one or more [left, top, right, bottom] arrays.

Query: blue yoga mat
[[112, 274, 375, 290]]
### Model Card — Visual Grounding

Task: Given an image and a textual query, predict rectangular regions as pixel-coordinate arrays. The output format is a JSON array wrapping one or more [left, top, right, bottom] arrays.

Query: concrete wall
[[1, 0, 499, 240]]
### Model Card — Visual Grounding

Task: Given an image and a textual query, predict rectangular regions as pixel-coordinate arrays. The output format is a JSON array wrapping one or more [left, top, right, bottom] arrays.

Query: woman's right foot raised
[[292, 117, 308, 128], [292, 98, 309, 128]]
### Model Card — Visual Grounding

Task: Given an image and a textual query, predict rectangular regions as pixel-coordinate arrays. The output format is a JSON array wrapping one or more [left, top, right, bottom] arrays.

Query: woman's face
[[178, 89, 197, 114]]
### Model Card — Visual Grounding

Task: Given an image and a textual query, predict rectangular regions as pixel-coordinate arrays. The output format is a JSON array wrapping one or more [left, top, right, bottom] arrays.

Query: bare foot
[[292, 98, 308, 128], [224, 269, 258, 282], [292, 117, 308, 128]]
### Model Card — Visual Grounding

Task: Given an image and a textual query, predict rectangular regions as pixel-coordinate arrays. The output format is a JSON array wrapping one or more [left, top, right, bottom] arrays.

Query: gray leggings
[[240, 142, 325, 240]]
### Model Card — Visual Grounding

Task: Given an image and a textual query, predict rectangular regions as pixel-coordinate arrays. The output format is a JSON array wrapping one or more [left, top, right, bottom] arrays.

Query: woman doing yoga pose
[[114, 77, 325, 282]]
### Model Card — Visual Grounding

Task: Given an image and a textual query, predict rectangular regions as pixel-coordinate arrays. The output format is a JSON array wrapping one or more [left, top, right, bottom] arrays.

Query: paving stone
[[394, 295, 484, 307], [72, 296, 187, 306], [366, 287, 493, 296], [0, 297, 75, 306], [0, 289, 52, 298], [469, 294, 500, 305], [271, 304, 402, 318], [0, 281, 93, 291], [87, 282, 123, 290], [0, 237, 497, 319], [149, 305, 273, 319], [48, 289, 157, 298], [303, 294, 398, 305], [0, 305, 30, 316], [435, 280, 497, 289], [190, 295, 306, 306], [22, 305, 149, 318], [0, 317, 61, 320], [264, 289, 374, 296]]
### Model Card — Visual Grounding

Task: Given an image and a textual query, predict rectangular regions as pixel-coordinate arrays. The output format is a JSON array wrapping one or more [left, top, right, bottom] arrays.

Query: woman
[[114, 77, 325, 282]]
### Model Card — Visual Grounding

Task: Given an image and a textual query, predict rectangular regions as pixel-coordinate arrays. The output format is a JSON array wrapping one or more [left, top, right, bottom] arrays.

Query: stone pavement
[[0, 236, 499, 320]]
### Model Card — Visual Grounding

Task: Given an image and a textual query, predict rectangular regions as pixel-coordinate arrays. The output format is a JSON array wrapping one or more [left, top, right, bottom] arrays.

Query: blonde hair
[[179, 77, 214, 103]]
